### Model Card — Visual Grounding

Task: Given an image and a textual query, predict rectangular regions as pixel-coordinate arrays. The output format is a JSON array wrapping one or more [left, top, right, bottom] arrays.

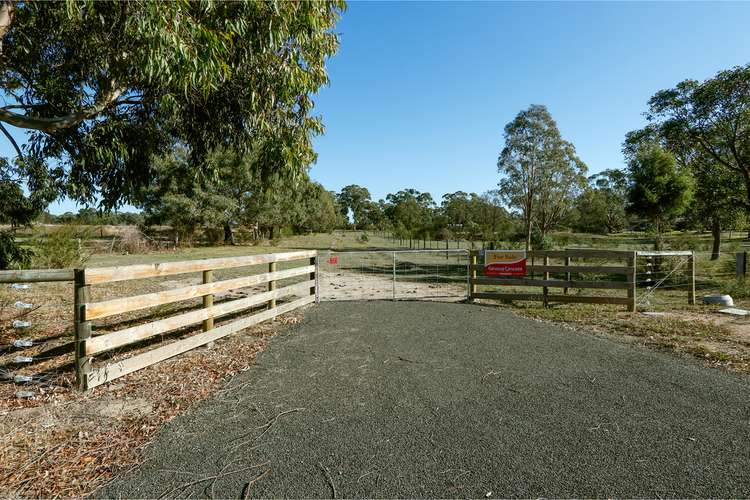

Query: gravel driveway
[[98, 301, 750, 498]]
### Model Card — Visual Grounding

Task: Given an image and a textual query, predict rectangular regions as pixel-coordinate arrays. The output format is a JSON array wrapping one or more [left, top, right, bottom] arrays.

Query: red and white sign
[[484, 250, 527, 277]]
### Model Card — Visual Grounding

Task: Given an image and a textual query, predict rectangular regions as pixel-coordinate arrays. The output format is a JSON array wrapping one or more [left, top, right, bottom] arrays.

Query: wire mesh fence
[[319, 250, 469, 301]]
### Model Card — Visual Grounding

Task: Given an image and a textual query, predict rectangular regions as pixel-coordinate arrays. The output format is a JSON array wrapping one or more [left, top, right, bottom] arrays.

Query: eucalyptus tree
[[497, 105, 587, 250], [626, 87, 746, 257], [385, 189, 435, 245], [573, 169, 629, 234], [140, 146, 343, 244], [0, 0, 344, 264], [640, 64, 750, 234], [336, 185, 372, 229]]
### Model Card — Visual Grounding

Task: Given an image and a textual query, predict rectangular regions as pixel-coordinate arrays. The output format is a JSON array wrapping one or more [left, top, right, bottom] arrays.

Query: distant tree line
[[1, 3, 747, 268], [333, 185, 512, 247], [37, 209, 144, 227], [24, 59, 750, 260]]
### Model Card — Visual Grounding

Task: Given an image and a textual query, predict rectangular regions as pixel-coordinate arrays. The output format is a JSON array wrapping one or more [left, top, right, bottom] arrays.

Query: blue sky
[[310, 0, 750, 203], [13, 1, 750, 213]]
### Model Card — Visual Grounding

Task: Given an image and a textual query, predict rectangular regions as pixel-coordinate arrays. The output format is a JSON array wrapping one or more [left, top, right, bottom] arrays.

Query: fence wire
[[0, 279, 73, 396], [634, 250, 744, 310], [319, 250, 469, 302], [635, 254, 690, 308]]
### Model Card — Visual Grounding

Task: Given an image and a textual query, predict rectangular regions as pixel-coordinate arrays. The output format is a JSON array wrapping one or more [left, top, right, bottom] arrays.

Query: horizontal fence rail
[[83, 250, 317, 285], [85, 295, 314, 389], [0, 268, 74, 283], [75, 250, 318, 390], [469, 249, 639, 311], [84, 280, 315, 356], [83, 265, 314, 320], [469, 248, 696, 311]]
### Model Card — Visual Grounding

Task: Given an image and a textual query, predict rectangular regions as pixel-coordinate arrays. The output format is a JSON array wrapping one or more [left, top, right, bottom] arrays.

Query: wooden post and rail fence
[[1, 248, 699, 391], [1, 250, 319, 391], [468, 249, 696, 311]]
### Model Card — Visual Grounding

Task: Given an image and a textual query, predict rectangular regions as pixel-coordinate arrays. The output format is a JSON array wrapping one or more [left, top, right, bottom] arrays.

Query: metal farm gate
[[318, 250, 469, 302]]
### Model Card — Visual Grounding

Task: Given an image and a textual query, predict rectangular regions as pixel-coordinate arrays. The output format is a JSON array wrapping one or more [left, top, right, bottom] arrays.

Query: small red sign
[[485, 261, 527, 277], [328, 256, 338, 265], [484, 250, 527, 277]]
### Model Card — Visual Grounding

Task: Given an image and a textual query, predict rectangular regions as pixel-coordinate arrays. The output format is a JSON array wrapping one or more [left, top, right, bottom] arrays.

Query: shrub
[[0, 231, 32, 269], [30, 225, 92, 268], [531, 230, 554, 250], [203, 227, 224, 245], [114, 228, 153, 254], [358, 232, 369, 243]]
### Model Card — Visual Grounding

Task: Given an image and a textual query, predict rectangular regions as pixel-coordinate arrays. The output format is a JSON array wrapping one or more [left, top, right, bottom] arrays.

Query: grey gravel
[[98, 301, 750, 498]]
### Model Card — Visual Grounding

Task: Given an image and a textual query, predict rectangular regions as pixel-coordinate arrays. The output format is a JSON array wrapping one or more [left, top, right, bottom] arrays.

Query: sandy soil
[[319, 270, 466, 302]]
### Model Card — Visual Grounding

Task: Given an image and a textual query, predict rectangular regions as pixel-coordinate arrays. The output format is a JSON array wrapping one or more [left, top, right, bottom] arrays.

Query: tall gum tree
[[497, 104, 587, 251], [0, 0, 345, 209], [641, 64, 750, 238]]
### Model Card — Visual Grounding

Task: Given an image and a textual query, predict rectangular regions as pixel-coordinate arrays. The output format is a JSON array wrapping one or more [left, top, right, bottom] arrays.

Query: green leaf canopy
[[0, 0, 345, 208]]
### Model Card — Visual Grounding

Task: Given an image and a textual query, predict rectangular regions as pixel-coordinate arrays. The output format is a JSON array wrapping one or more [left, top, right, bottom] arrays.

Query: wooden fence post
[[470, 251, 477, 302], [688, 251, 696, 305], [268, 261, 277, 309], [309, 255, 317, 300], [628, 252, 637, 313], [313, 254, 320, 303], [543, 255, 550, 307], [392, 252, 397, 301], [736, 251, 746, 280], [74, 269, 92, 391], [564, 255, 571, 295], [202, 270, 214, 332]]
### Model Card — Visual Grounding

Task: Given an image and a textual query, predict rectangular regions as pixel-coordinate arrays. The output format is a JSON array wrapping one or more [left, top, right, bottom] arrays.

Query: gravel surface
[[99, 301, 750, 498]]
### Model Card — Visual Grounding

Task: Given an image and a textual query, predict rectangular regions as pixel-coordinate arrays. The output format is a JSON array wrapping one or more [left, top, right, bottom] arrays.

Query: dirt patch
[[319, 270, 465, 301], [653, 310, 750, 342]]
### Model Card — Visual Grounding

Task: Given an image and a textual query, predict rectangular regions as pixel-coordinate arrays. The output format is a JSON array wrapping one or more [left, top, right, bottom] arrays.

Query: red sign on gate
[[328, 256, 338, 265], [484, 250, 527, 277]]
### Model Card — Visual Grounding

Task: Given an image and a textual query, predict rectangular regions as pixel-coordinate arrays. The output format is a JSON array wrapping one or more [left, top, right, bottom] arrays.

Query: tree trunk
[[654, 219, 662, 251], [743, 168, 750, 239], [525, 217, 532, 252], [711, 218, 721, 261], [223, 223, 235, 245]]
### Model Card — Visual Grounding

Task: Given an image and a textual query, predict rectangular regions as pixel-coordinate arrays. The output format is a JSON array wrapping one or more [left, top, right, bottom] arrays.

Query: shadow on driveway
[[99, 301, 750, 498]]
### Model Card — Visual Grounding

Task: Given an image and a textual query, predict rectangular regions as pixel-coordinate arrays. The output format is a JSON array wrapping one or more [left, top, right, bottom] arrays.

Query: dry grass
[[0, 303, 304, 498], [0, 243, 316, 498], [492, 301, 750, 374]]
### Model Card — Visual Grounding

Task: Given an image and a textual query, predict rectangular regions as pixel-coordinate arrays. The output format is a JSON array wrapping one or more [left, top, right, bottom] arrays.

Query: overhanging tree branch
[[0, 121, 21, 157], [0, 84, 124, 133]]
